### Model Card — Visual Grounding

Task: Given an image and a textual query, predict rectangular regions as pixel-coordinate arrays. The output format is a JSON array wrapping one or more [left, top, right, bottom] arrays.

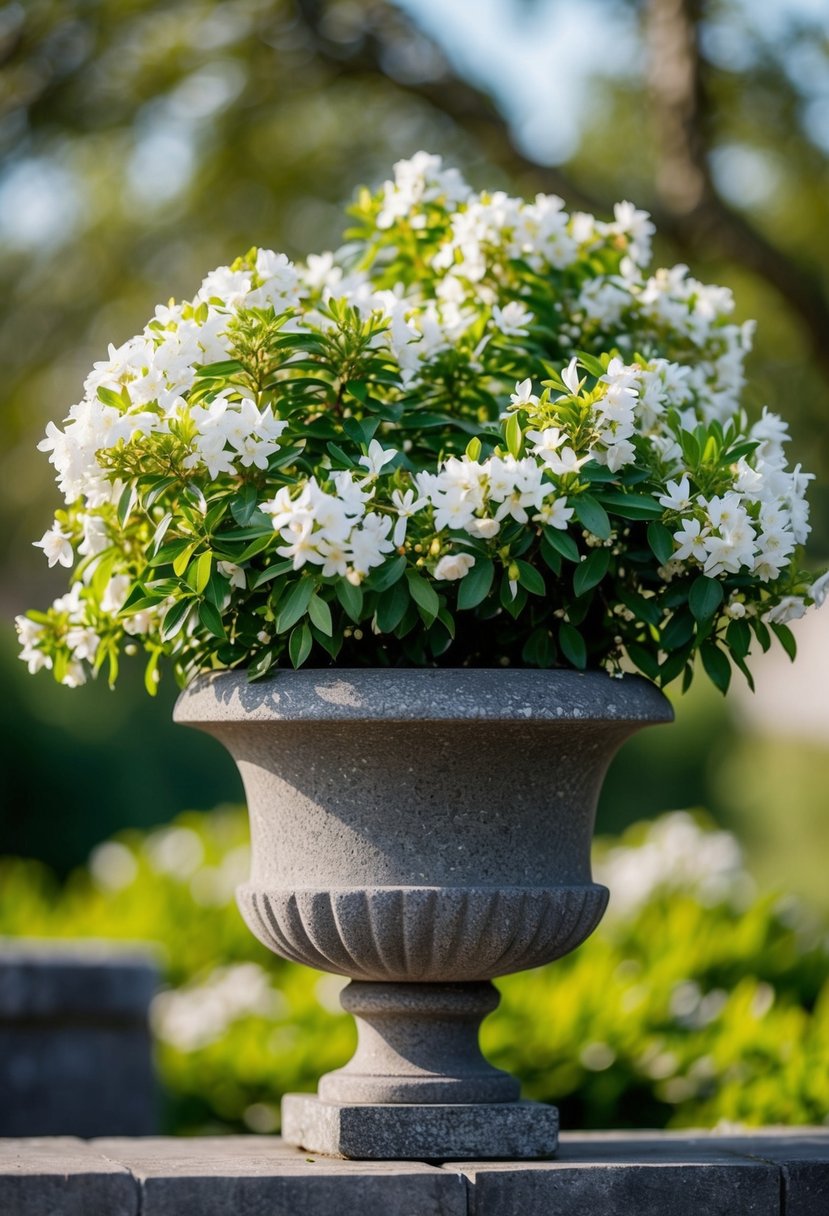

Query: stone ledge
[[1, 1129, 827, 1215]]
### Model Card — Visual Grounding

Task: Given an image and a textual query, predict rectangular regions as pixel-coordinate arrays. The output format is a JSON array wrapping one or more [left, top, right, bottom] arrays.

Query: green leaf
[[142, 476, 179, 511], [465, 436, 482, 461], [376, 578, 410, 632], [522, 627, 554, 668], [251, 560, 294, 589], [288, 621, 313, 669], [326, 441, 355, 468], [661, 610, 695, 650], [725, 617, 751, 660], [308, 593, 333, 636], [151, 512, 174, 556], [370, 554, 407, 593], [574, 350, 605, 378], [457, 557, 494, 609], [172, 541, 198, 577], [187, 551, 212, 595], [542, 526, 580, 563], [540, 536, 562, 574], [310, 623, 343, 661], [573, 494, 611, 540], [230, 484, 260, 527], [194, 358, 244, 377], [117, 482, 137, 528], [247, 649, 274, 681], [97, 385, 125, 409], [238, 534, 276, 562], [598, 492, 663, 519], [701, 641, 731, 693], [770, 622, 797, 661], [722, 439, 760, 464], [160, 598, 193, 642], [659, 645, 692, 685], [647, 522, 674, 566], [559, 622, 587, 669], [751, 618, 771, 652], [573, 549, 610, 597], [143, 650, 161, 697], [516, 560, 546, 596], [627, 643, 660, 681], [406, 568, 440, 623], [198, 599, 226, 640], [275, 579, 314, 633], [689, 575, 724, 622], [680, 429, 701, 467], [335, 580, 363, 623], [731, 650, 756, 692], [618, 589, 662, 628], [504, 411, 523, 458]]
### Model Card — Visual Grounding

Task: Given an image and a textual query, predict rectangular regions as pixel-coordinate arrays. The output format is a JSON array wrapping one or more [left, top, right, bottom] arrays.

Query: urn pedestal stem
[[318, 980, 519, 1105]]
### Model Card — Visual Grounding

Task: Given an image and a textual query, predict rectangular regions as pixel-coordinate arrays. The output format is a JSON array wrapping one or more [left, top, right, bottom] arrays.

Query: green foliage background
[[2, 806, 826, 1132]]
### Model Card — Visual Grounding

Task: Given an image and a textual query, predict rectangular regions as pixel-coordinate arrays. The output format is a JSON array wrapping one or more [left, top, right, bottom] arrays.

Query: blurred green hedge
[[1, 807, 827, 1133]]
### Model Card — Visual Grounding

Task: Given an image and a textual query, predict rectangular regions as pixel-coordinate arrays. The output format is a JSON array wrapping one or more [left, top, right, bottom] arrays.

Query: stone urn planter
[[174, 667, 672, 1159]]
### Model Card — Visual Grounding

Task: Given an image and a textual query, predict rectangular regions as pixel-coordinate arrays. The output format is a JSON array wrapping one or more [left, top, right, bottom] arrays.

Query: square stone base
[[281, 1093, 559, 1160]]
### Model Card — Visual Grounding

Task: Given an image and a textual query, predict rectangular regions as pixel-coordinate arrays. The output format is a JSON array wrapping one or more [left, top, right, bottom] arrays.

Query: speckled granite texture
[[175, 669, 673, 1155]]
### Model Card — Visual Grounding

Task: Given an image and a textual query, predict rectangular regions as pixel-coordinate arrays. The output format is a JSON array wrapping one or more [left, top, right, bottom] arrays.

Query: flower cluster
[[17, 153, 826, 694]]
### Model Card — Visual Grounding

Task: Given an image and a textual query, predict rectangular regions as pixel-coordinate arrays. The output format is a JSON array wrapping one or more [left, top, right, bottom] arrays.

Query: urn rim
[[174, 666, 674, 726]]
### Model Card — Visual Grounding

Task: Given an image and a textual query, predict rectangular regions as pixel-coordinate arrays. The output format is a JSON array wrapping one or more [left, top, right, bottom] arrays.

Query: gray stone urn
[[174, 668, 672, 1159]]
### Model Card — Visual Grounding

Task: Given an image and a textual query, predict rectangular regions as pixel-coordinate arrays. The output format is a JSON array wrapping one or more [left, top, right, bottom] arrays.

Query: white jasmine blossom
[[358, 439, 398, 478], [34, 525, 74, 568], [810, 570, 829, 608], [434, 553, 475, 581]]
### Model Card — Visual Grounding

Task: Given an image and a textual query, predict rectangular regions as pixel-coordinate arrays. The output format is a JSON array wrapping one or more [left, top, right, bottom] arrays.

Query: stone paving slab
[[0, 1137, 137, 1216], [456, 1133, 783, 1216], [93, 1136, 467, 1216], [1, 1130, 827, 1215]]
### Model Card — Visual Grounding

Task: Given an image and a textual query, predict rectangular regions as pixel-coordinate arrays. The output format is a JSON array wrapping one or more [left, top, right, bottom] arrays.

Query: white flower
[[672, 518, 709, 563], [391, 488, 427, 546], [765, 596, 806, 625], [535, 497, 574, 530], [61, 659, 87, 688], [658, 476, 691, 513], [612, 201, 655, 265], [434, 553, 475, 580], [34, 526, 74, 568], [543, 446, 590, 477], [561, 356, 581, 396], [466, 516, 500, 539], [510, 378, 539, 410], [358, 439, 397, 478], [492, 301, 533, 337], [350, 513, 395, 576], [66, 626, 100, 662], [527, 427, 566, 466], [810, 570, 829, 608], [217, 561, 246, 590]]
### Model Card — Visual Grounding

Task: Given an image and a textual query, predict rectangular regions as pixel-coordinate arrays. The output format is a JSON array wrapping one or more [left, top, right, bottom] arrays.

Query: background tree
[[1, 0, 827, 882]]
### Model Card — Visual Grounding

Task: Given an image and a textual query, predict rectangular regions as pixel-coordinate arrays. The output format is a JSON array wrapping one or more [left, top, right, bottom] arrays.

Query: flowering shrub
[[2, 807, 827, 1131], [17, 152, 827, 693]]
